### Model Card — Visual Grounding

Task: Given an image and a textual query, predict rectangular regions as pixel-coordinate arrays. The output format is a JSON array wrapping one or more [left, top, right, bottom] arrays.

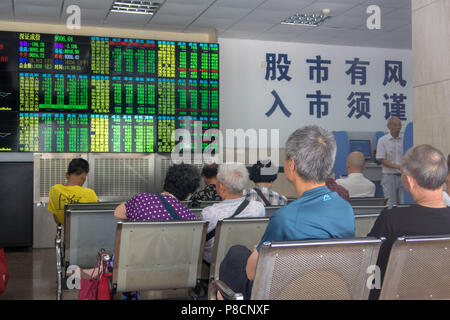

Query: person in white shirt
[[201, 163, 265, 264], [336, 151, 375, 198], [376, 117, 404, 208], [444, 191, 450, 207]]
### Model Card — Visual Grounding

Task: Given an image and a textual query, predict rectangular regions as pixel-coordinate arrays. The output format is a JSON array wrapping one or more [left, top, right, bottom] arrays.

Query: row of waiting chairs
[[55, 200, 388, 299], [210, 235, 450, 300], [185, 197, 388, 208]]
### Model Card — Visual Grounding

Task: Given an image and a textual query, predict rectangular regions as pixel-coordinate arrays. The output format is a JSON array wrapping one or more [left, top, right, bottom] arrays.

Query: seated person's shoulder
[[248, 199, 264, 208], [248, 199, 265, 214], [200, 201, 222, 217], [327, 191, 353, 212], [328, 188, 350, 202], [270, 200, 298, 218], [49, 184, 64, 192], [86, 187, 98, 196], [276, 191, 288, 201], [126, 192, 153, 205]]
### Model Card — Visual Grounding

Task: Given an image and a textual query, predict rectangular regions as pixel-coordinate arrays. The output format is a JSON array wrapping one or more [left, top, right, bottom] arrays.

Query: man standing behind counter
[[376, 117, 404, 208]]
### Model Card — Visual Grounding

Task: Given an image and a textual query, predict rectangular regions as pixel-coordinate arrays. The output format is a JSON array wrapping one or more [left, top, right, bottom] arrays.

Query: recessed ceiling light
[[281, 12, 331, 27], [110, 1, 161, 15]]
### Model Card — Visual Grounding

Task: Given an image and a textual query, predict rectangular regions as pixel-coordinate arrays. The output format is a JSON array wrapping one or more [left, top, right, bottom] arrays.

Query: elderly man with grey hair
[[216, 126, 355, 300], [201, 163, 265, 264], [368, 144, 450, 300], [376, 116, 404, 208]]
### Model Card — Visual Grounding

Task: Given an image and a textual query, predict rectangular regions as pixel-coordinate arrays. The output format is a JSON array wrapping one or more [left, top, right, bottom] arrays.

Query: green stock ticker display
[[0, 31, 219, 153]]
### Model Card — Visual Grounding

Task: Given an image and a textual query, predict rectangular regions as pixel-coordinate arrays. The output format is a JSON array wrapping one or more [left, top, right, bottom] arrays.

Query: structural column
[[412, 0, 450, 156]]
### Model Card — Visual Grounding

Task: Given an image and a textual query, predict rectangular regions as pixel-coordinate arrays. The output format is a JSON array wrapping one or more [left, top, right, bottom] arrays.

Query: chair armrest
[[55, 237, 63, 300], [209, 279, 244, 300], [56, 224, 62, 242]]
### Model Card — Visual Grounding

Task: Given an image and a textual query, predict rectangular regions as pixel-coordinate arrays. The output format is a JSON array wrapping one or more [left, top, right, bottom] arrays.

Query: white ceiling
[[1, 0, 412, 49]]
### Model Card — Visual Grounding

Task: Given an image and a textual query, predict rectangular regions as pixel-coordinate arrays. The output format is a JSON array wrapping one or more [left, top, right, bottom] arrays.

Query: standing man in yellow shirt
[[48, 158, 98, 226]]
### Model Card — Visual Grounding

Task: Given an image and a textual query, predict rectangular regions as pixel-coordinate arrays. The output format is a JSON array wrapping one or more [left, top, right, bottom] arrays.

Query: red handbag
[[78, 251, 111, 300], [97, 271, 112, 300], [0, 248, 8, 294]]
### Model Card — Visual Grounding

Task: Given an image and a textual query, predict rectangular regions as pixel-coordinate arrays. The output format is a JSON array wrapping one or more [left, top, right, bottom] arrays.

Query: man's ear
[[287, 158, 295, 173], [405, 174, 416, 191]]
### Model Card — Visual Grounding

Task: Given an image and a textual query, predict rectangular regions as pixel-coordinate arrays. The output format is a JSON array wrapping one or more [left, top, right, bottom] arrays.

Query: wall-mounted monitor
[[349, 139, 372, 160]]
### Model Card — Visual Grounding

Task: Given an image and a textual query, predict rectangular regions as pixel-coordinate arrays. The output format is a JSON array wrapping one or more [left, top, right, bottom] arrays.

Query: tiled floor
[[0, 248, 206, 300], [0, 248, 57, 300]]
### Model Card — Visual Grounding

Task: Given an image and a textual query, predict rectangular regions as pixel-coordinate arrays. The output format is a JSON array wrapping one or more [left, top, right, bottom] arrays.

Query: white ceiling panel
[[190, 17, 236, 30], [0, 1, 13, 21], [323, 15, 365, 29], [163, 0, 215, 4], [300, 1, 363, 17], [324, 5, 396, 30], [259, 0, 316, 12], [227, 21, 274, 33], [184, 25, 218, 34], [104, 12, 151, 28], [62, 0, 114, 10], [244, 9, 297, 24], [212, 0, 267, 9], [264, 23, 312, 36], [325, 28, 385, 47], [14, 0, 62, 6], [323, 0, 366, 3], [0, 0, 411, 49], [361, 0, 411, 9], [76, 9, 110, 27], [200, 6, 253, 20], [14, 4, 62, 23], [145, 23, 186, 32], [61, 1, 111, 27], [365, 30, 412, 48], [148, 14, 195, 26], [220, 30, 264, 39], [295, 26, 348, 42], [377, 8, 412, 32], [156, 2, 210, 17], [394, 23, 412, 33], [258, 32, 300, 42]]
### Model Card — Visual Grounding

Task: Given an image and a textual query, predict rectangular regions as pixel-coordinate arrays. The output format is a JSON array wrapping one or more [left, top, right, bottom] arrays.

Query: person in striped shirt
[[243, 160, 288, 206]]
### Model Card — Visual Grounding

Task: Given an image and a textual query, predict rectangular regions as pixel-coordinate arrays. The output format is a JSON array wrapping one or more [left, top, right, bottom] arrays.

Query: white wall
[[219, 38, 412, 146]]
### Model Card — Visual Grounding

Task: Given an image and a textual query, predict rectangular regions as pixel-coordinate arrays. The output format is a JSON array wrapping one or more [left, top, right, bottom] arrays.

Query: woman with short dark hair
[[114, 163, 200, 221]]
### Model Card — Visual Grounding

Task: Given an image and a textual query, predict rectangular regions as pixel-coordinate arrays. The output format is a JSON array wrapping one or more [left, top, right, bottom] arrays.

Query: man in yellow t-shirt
[[48, 158, 98, 226]]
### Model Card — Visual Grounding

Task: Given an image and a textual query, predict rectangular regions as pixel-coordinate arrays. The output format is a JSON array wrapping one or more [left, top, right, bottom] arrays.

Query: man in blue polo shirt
[[218, 125, 355, 299]]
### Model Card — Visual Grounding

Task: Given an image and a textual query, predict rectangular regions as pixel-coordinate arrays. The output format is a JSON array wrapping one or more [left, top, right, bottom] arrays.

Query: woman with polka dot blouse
[[114, 164, 201, 221]]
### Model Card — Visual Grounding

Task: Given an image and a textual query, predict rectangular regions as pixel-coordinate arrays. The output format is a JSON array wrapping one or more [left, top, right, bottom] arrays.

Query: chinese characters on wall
[[264, 53, 408, 121]]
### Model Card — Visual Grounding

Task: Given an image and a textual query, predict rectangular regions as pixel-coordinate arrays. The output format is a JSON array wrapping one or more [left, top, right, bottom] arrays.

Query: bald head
[[346, 151, 366, 174]]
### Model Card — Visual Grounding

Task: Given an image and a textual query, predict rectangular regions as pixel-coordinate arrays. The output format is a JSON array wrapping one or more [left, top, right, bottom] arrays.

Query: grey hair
[[401, 144, 448, 190], [217, 163, 249, 195], [285, 125, 337, 182]]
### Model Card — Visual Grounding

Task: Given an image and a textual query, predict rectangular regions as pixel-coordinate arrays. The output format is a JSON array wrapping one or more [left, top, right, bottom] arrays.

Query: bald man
[[376, 117, 404, 208], [336, 152, 376, 197]]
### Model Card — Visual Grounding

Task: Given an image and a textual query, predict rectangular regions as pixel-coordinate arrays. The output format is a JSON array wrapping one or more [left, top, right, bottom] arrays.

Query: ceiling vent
[[110, 1, 162, 15], [281, 10, 331, 27]]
